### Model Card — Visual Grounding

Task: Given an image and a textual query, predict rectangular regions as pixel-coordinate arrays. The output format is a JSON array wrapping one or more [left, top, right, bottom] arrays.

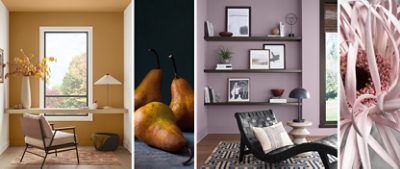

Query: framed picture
[[0, 48, 3, 83], [263, 44, 286, 69], [249, 49, 270, 69], [226, 7, 251, 37], [228, 78, 250, 102]]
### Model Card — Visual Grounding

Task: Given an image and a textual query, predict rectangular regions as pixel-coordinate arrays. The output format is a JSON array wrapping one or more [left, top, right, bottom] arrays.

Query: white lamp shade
[[95, 74, 121, 85]]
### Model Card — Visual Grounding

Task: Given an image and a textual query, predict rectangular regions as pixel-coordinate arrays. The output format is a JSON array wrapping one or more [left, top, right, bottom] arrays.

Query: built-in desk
[[6, 108, 127, 114], [8, 108, 127, 146]]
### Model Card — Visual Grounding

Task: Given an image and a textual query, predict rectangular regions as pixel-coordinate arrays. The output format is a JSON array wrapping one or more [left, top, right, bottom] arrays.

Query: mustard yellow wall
[[9, 12, 125, 146]]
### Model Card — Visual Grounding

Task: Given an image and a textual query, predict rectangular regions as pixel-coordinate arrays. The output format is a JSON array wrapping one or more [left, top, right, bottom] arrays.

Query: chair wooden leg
[[75, 145, 80, 164], [239, 136, 245, 162], [55, 149, 58, 157], [318, 152, 330, 169], [19, 145, 28, 162], [40, 151, 48, 169]]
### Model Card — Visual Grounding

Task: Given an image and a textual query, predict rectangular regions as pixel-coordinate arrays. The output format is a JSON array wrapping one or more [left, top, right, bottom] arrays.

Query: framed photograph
[[263, 44, 286, 69], [0, 48, 3, 83], [249, 49, 270, 69], [228, 78, 250, 102], [226, 7, 251, 37]]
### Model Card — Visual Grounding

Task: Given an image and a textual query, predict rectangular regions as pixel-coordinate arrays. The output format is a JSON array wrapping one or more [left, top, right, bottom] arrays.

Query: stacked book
[[204, 86, 218, 103], [215, 64, 232, 70], [269, 97, 287, 103]]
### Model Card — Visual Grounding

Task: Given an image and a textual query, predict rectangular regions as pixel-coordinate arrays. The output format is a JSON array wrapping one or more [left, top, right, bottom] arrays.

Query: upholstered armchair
[[20, 113, 79, 169], [234, 110, 337, 168]]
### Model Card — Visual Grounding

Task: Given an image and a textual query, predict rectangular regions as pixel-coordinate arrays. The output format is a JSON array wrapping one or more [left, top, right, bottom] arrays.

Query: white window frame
[[39, 26, 93, 121]]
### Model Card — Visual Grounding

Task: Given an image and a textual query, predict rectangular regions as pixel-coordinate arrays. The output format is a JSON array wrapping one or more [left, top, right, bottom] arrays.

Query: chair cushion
[[25, 131, 76, 148], [252, 122, 293, 153], [23, 113, 53, 138]]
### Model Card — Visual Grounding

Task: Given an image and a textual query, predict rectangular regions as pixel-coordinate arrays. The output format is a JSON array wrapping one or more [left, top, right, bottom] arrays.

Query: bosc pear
[[168, 54, 194, 130], [135, 49, 163, 110], [135, 102, 193, 165]]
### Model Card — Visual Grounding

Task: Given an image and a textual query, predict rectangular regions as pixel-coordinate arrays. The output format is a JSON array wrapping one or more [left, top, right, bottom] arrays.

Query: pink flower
[[340, 0, 400, 168]]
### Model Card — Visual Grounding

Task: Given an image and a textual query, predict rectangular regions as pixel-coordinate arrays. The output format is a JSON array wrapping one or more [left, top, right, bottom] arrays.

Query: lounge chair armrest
[[54, 126, 76, 131]]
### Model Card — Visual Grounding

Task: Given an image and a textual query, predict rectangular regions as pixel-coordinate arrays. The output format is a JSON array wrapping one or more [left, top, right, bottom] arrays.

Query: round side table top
[[287, 120, 312, 127]]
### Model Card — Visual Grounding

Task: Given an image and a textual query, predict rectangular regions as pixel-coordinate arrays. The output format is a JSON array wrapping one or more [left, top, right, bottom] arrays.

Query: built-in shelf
[[204, 69, 302, 73], [204, 36, 302, 42], [205, 102, 299, 106], [7, 108, 127, 114]]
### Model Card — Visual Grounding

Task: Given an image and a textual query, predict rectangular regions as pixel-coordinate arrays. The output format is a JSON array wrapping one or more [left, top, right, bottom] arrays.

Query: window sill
[[6, 108, 127, 114], [319, 123, 338, 128]]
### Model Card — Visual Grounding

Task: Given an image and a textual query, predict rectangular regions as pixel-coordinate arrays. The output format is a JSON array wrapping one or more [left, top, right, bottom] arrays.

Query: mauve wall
[[197, 0, 336, 138], [196, 0, 208, 141], [206, 0, 301, 37], [205, 0, 301, 134], [301, 0, 336, 134]]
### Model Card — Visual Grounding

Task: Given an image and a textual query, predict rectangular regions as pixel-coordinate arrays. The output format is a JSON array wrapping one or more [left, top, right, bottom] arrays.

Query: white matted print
[[228, 78, 249, 102], [226, 7, 251, 37], [263, 44, 285, 69], [250, 49, 270, 69]]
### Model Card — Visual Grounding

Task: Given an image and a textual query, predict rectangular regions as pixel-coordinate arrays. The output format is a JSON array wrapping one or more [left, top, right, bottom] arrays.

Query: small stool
[[287, 120, 312, 144], [92, 133, 119, 151]]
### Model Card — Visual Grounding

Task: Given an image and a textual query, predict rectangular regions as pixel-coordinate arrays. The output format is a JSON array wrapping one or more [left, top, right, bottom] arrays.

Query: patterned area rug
[[11, 147, 120, 165], [201, 141, 336, 169]]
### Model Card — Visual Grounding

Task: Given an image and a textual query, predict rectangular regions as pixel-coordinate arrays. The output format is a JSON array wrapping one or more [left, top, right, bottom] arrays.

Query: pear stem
[[148, 48, 161, 68], [168, 54, 179, 78], [182, 144, 193, 166]]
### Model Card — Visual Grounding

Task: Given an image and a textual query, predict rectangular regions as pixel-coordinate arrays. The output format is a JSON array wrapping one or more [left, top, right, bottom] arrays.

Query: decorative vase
[[21, 76, 31, 109], [220, 59, 231, 64]]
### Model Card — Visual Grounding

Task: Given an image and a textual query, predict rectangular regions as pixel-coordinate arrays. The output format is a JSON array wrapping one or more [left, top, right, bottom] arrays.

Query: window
[[39, 27, 93, 121], [320, 0, 338, 127]]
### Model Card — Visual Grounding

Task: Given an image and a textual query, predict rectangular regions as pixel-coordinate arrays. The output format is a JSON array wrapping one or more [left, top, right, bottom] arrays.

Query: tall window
[[40, 27, 93, 121], [320, 0, 338, 127]]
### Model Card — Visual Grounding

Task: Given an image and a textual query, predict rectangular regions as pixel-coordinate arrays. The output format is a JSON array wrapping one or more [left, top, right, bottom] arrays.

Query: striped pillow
[[252, 122, 293, 153]]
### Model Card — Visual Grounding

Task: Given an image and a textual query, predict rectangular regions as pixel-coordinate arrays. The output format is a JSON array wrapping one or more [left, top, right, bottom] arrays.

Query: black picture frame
[[263, 44, 286, 69], [225, 6, 251, 37], [249, 49, 270, 69], [228, 78, 250, 102]]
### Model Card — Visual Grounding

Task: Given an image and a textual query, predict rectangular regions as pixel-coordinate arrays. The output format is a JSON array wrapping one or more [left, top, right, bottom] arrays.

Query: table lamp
[[289, 88, 310, 122], [94, 74, 121, 109]]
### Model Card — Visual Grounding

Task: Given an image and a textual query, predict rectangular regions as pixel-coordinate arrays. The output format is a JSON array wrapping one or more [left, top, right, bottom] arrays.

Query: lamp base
[[293, 119, 305, 123], [103, 106, 113, 109]]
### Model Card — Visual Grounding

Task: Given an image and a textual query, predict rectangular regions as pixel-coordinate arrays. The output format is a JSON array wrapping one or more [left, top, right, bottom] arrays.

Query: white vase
[[21, 76, 31, 109]]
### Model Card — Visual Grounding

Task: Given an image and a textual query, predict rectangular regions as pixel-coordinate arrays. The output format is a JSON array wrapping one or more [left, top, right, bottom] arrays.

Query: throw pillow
[[252, 122, 293, 153]]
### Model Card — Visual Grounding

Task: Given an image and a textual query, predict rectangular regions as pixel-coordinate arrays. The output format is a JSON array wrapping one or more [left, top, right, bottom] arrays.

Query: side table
[[287, 120, 312, 144]]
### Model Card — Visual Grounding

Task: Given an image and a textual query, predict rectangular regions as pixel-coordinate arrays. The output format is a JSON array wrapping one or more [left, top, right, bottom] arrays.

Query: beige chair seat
[[25, 131, 76, 148]]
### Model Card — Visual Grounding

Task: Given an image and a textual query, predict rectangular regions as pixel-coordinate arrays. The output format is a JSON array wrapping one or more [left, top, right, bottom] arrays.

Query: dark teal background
[[135, 0, 194, 104]]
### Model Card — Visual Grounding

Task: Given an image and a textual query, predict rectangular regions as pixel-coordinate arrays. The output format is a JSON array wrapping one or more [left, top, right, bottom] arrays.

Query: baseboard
[[197, 127, 207, 143], [0, 141, 9, 155], [123, 138, 132, 153]]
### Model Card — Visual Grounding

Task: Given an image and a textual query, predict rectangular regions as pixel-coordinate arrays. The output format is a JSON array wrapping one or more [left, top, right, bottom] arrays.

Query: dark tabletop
[[135, 132, 194, 169]]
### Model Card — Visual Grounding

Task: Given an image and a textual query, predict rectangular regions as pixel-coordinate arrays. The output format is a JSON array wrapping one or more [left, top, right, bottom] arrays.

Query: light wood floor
[[0, 146, 131, 169], [196, 134, 325, 169]]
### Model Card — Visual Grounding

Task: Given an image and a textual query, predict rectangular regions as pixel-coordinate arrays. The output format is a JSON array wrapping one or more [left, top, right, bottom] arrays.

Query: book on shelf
[[267, 35, 281, 37], [204, 87, 210, 103], [216, 64, 232, 70], [205, 20, 214, 37], [204, 86, 218, 103], [279, 22, 285, 37], [269, 97, 287, 103]]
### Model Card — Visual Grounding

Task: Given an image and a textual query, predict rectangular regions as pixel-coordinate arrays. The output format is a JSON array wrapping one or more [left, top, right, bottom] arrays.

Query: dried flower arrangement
[[340, 0, 400, 168], [6, 49, 56, 79]]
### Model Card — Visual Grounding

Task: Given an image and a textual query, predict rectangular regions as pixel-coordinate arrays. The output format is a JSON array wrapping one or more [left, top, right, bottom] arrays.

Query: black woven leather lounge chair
[[234, 110, 337, 169]]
